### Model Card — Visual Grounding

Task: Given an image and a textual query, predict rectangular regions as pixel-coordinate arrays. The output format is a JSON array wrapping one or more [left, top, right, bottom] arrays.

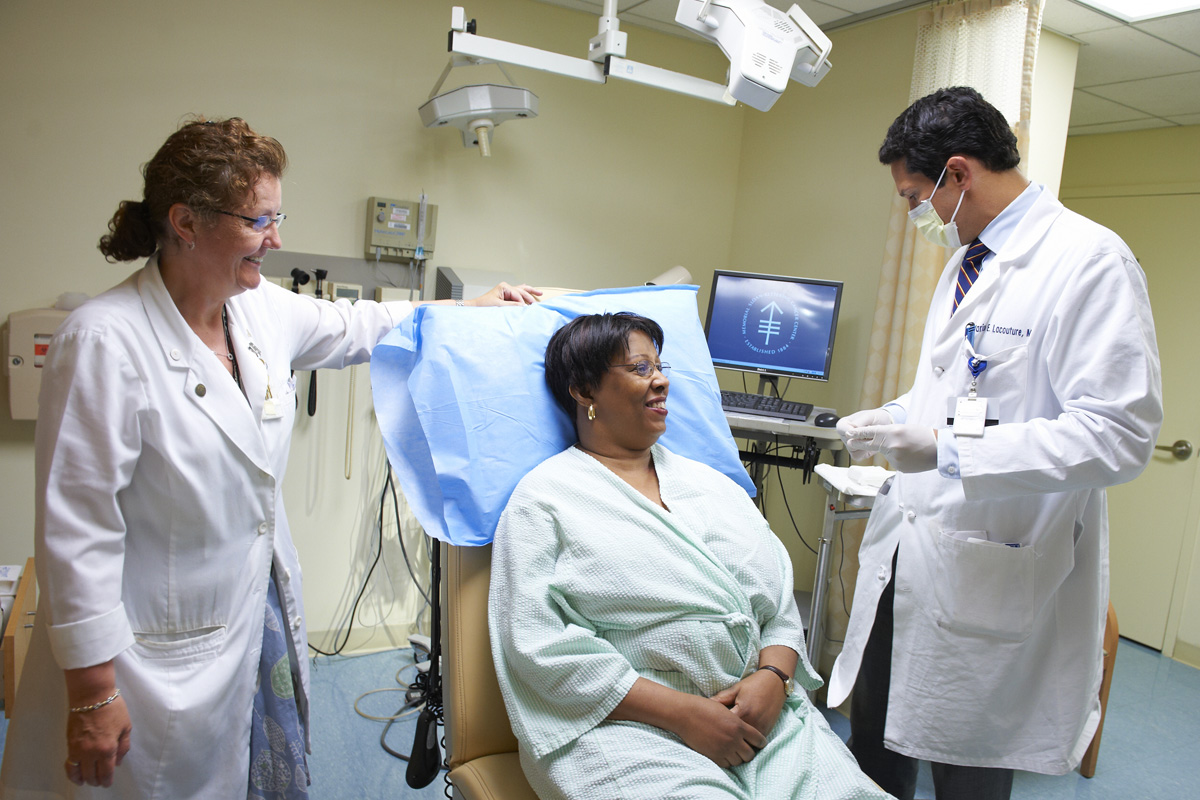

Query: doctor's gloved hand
[[836, 407, 894, 462], [845, 424, 938, 473]]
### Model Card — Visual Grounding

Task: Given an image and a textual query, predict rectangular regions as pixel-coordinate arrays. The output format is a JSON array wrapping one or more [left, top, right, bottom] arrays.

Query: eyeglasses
[[609, 360, 670, 378], [214, 209, 287, 232]]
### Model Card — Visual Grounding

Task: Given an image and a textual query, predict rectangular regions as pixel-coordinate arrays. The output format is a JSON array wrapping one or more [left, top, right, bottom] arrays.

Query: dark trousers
[[847, 556, 1014, 800]]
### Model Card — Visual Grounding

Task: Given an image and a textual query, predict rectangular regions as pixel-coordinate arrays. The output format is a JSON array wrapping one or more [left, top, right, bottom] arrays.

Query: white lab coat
[[0, 256, 412, 799], [828, 190, 1162, 774]]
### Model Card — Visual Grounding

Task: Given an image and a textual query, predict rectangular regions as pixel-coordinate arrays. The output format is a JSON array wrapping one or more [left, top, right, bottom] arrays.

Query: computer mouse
[[813, 412, 839, 428]]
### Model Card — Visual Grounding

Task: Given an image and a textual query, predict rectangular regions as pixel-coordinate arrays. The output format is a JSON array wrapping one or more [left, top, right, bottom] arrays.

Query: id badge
[[953, 396, 987, 437], [262, 397, 283, 420]]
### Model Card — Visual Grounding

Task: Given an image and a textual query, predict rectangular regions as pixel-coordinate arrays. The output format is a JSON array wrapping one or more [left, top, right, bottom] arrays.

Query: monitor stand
[[757, 375, 780, 398]]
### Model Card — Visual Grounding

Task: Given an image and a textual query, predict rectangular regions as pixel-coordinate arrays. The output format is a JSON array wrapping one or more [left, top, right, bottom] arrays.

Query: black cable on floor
[[308, 462, 391, 657], [389, 469, 431, 606], [774, 446, 817, 555]]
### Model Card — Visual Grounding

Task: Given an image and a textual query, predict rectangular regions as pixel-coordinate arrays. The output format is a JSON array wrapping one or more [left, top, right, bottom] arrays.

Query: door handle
[[1155, 440, 1193, 461]]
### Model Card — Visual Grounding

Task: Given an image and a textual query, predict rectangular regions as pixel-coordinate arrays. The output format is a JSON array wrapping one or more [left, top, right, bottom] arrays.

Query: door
[[1065, 191, 1200, 650]]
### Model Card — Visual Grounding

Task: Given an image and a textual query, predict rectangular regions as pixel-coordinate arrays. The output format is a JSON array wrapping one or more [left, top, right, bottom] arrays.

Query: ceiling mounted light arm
[[448, 22, 605, 85], [588, 0, 628, 63], [606, 57, 735, 106], [445, 6, 736, 107]]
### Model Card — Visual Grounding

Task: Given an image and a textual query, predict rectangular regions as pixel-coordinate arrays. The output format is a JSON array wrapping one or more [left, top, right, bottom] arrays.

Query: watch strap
[[758, 664, 793, 695]]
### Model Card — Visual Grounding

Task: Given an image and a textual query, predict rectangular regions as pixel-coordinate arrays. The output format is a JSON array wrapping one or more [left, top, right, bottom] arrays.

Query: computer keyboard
[[720, 391, 814, 422]]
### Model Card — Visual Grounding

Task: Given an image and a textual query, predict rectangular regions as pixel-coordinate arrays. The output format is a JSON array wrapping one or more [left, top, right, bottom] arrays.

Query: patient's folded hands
[[711, 669, 787, 740], [677, 694, 767, 769]]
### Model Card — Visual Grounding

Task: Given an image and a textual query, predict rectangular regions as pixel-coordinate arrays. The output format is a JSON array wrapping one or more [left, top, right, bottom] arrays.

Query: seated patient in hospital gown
[[489, 312, 891, 800]]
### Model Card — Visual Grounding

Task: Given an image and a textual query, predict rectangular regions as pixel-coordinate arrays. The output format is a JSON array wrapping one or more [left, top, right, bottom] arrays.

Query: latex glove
[[836, 407, 895, 462], [844, 424, 938, 473]]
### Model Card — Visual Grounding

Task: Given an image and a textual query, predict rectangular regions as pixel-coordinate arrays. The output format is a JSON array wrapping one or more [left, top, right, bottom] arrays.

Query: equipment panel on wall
[[4, 308, 71, 420], [366, 197, 438, 262]]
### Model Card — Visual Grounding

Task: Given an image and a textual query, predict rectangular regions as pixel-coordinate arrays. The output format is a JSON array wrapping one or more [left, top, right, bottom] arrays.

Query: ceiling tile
[[1134, 10, 1200, 56], [1074, 24, 1200, 85], [1068, 89, 1154, 125], [784, 1, 851, 26], [816, 0, 907, 12], [1068, 117, 1176, 136], [1041, 0, 1124, 37], [1166, 112, 1200, 124], [1085, 71, 1200, 117]]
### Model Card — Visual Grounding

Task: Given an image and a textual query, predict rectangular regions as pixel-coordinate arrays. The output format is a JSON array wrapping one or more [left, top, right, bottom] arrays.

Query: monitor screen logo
[[741, 293, 799, 355]]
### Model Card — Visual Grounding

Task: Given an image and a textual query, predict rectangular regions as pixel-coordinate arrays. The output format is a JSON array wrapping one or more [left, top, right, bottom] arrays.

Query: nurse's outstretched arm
[[411, 282, 541, 308], [63, 661, 132, 789]]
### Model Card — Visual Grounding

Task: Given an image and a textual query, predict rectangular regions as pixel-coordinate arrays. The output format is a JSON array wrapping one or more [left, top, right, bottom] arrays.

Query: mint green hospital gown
[[489, 444, 892, 800]]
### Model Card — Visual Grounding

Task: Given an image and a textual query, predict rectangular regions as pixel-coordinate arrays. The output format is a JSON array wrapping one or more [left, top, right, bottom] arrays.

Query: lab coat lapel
[[137, 259, 272, 474], [222, 304, 270, 424], [929, 249, 969, 361], [930, 190, 1065, 358]]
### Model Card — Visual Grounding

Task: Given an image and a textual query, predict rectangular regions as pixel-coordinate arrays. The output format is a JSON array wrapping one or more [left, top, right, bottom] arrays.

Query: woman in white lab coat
[[0, 117, 536, 799]]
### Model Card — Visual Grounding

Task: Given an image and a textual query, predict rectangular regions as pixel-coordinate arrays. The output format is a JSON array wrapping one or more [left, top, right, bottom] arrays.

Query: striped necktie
[[952, 238, 989, 315]]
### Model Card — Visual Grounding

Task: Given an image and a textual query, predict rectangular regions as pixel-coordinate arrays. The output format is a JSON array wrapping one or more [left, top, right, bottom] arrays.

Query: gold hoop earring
[[587, 404, 596, 421]]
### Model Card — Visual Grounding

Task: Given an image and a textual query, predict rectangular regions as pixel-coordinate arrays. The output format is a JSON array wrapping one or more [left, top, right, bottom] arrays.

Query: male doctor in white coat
[[830, 87, 1162, 800]]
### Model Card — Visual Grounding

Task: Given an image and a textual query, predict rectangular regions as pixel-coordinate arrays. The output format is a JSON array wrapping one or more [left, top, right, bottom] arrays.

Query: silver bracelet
[[455, 300, 465, 307], [69, 688, 121, 714]]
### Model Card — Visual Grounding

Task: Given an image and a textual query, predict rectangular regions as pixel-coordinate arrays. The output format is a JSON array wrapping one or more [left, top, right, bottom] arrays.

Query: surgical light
[[419, 56, 538, 157], [674, 1, 832, 112]]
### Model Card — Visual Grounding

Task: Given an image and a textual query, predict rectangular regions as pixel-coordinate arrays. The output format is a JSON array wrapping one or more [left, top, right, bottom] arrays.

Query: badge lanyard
[[964, 322, 988, 396], [954, 322, 989, 437], [247, 340, 281, 420]]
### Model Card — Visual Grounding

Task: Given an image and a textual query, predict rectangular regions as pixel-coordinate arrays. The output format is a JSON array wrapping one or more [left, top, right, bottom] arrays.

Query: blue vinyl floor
[[2, 637, 1196, 798]]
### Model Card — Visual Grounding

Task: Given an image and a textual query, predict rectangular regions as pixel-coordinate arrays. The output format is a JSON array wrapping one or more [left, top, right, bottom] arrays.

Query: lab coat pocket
[[132, 625, 227, 667], [968, 341, 1029, 418], [933, 532, 1035, 641]]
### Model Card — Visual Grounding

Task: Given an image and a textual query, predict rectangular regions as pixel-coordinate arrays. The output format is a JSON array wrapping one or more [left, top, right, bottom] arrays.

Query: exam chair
[[441, 542, 539, 800]]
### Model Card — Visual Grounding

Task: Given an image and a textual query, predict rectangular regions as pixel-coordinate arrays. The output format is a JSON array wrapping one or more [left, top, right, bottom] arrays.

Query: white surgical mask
[[908, 165, 966, 250]]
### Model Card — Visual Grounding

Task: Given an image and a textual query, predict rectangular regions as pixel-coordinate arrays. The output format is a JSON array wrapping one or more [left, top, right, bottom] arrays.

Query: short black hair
[[878, 86, 1020, 183], [544, 313, 665, 429]]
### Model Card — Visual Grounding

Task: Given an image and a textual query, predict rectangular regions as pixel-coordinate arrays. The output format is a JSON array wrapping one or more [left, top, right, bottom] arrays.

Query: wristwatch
[[758, 664, 793, 697]]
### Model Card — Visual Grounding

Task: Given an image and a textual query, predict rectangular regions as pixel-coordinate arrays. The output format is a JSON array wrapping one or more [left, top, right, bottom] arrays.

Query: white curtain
[[818, 0, 1044, 689]]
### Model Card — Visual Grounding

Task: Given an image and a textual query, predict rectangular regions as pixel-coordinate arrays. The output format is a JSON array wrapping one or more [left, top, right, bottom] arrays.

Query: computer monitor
[[703, 269, 843, 383]]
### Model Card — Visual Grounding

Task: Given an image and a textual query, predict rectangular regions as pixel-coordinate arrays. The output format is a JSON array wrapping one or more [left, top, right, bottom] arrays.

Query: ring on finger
[[67, 761, 80, 767]]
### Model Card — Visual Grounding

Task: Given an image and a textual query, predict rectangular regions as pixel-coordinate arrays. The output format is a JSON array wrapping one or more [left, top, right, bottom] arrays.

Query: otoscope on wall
[[307, 269, 327, 416], [289, 269, 309, 410]]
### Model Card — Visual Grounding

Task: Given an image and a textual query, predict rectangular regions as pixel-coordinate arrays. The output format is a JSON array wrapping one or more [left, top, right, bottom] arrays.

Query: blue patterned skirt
[[248, 571, 310, 799]]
